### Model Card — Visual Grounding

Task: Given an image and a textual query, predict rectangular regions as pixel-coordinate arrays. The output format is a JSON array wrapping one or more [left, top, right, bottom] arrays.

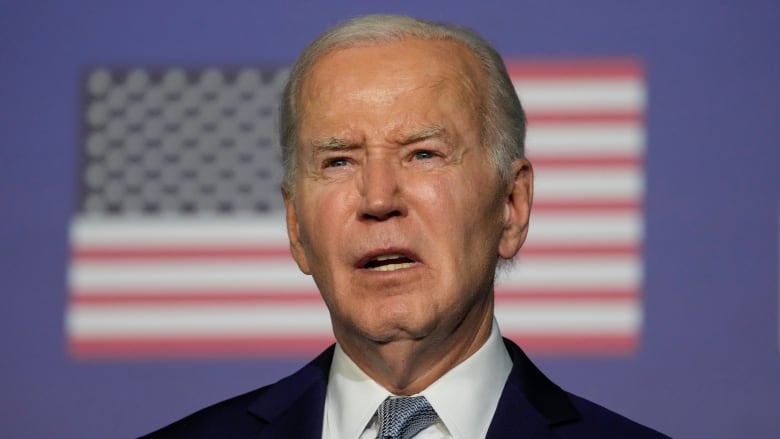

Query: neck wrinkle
[[336, 302, 494, 395]]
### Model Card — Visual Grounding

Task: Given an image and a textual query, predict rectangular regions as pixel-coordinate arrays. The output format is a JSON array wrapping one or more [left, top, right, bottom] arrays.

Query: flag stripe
[[526, 124, 643, 151], [527, 112, 641, 124], [529, 155, 641, 167], [69, 257, 640, 291], [70, 337, 337, 358], [531, 200, 640, 212], [70, 290, 637, 305], [506, 60, 642, 78], [71, 213, 641, 246], [73, 243, 638, 261], [503, 335, 637, 355], [516, 82, 644, 112], [68, 302, 637, 337], [534, 168, 642, 199], [69, 334, 637, 358]]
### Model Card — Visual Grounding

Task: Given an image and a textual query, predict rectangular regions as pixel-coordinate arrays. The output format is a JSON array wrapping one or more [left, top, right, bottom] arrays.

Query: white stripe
[[69, 260, 313, 292], [498, 256, 641, 289], [534, 167, 643, 200], [69, 259, 636, 293], [496, 301, 639, 333], [73, 211, 642, 247], [71, 256, 639, 293], [67, 303, 331, 337], [71, 217, 288, 247], [74, 213, 641, 247], [526, 212, 641, 244], [526, 123, 644, 154], [66, 301, 636, 337], [515, 79, 645, 112]]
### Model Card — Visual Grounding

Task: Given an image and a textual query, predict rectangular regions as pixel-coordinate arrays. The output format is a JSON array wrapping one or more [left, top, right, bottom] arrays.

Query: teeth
[[374, 254, 404, 262], [364, 253, 415, 271], [369, 262, 415, 272]]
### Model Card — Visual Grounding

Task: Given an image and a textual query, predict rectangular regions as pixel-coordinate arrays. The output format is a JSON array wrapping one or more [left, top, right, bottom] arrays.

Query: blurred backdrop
[[1, 1, 778, 437]]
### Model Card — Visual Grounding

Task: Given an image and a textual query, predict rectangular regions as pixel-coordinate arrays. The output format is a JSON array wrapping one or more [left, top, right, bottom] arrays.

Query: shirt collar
[[421, 319, 512, 439], [324, 343, 390, 439], [324, 319, 512, 439]]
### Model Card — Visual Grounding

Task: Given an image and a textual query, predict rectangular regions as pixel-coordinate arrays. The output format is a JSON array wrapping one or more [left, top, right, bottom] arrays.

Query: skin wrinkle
[[287, 44, 483, 197], [310, 125, 456, 172], [312, 137, 350, 150], [283, 37, 532, 395]]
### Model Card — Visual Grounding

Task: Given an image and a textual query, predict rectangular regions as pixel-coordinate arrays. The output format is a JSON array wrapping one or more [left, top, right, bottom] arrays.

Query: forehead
[[297, 38, 483, 137]]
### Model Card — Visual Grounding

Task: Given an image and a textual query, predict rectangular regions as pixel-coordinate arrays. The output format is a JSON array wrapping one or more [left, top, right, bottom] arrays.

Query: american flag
[[66, 61, 645, 358], [498, 60, 645, 354]]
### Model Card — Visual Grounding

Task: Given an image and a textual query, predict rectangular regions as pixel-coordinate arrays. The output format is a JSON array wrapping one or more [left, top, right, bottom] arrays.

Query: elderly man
[[144, 15, 667, 438]]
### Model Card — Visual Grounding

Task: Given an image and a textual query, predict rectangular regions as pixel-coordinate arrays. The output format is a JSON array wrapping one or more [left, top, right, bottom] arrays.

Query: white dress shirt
[[322, 319, 513, 439]]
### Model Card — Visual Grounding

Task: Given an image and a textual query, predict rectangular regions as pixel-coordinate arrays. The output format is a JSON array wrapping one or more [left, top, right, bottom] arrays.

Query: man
[[143, 15, 668, 438]]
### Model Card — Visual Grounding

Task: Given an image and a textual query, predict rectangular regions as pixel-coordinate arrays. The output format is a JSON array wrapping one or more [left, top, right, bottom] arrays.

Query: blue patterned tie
[[376, 396, 439, 439]]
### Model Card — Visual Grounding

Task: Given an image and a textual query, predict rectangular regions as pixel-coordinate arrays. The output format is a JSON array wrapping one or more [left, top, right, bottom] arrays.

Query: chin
[[347, 316, 427, 344]]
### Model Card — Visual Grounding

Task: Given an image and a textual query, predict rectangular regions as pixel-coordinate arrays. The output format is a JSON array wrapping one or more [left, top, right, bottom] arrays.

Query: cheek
[[406, 176, 437, 203], [298, 188, 352, 260], [413, 176, 458, 216]]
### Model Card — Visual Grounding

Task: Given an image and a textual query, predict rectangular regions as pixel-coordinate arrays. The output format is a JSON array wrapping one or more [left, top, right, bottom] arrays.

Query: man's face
[[284, 38, 531, 348]]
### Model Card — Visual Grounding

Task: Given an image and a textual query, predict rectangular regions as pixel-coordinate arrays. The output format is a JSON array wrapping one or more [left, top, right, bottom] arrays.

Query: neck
[[337, 305, 494, 395]]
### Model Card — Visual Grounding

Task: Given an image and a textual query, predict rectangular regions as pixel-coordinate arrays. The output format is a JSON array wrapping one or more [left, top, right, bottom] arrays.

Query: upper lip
[[355, 247, 420, 269]]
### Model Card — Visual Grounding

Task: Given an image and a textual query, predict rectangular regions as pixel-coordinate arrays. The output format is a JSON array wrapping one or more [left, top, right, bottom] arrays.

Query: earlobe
[[282, 189, 312, 275], [498, 158, 534, 259]]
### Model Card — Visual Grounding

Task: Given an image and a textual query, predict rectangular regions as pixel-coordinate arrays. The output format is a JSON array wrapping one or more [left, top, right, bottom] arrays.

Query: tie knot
[[376, 396, 438, 439]]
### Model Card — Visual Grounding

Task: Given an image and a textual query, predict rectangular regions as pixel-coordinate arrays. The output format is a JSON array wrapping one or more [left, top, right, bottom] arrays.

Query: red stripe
[[69, 334, 635, 358], [71, 291, 324, 305], [71, 290, 636, 306], [69, 336, 336, 359], [507, 59, 642, 79], [528, 155, 641, 168], [533, 200, 640, 212], [72, 242, 637, 261], [495, 290, 636, 302], [520, 244, 638, 257], [505, 334, 637, 355], [526, 112, 642, 124], [74, 246, 293, 261]]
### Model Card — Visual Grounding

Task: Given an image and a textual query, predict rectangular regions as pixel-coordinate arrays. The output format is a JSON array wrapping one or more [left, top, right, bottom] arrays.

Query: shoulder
[[139, 347, 334, 439], [139, 386, 268, 439], [499, 338, 670, 438], [559, 392, 671, 438]]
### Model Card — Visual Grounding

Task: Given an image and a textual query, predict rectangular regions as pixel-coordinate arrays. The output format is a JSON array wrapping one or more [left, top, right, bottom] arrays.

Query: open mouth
[[363, 254, 416, 272]]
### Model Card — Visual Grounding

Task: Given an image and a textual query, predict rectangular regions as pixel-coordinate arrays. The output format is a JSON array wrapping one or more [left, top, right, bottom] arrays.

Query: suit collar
[[486, 339, 581, 438], [247, 346, 334, 438]]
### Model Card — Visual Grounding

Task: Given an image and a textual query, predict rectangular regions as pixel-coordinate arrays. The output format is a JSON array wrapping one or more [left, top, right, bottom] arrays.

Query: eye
[[412, 150, 435, 160], [324, 157, 350, 168]]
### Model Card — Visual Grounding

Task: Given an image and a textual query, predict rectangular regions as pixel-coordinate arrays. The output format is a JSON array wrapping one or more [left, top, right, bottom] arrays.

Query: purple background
[[1, 1, 779, 437]]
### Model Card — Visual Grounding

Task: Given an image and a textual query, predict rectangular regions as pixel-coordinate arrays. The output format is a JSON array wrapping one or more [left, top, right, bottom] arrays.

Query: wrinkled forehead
[[297, 38, 485, 131]]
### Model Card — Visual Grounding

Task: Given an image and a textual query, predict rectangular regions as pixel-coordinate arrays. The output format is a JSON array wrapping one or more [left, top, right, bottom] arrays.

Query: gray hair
[[279, 14, 526, 194]]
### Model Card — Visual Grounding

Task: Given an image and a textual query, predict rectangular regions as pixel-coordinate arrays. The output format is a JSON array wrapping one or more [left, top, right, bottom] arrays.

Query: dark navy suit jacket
[[142, 339, 669, 438]]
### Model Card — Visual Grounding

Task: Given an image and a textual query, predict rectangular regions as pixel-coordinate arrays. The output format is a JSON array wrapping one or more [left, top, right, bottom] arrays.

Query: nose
[[357, 156, 405, 221]]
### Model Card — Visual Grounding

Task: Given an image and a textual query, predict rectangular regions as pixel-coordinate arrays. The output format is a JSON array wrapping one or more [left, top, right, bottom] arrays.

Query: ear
[[498, 158, 534, 259], [282, 188, 312, 275]]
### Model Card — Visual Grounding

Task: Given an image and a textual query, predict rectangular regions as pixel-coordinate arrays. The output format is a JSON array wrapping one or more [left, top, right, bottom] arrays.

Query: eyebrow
[[399, 125, 448, 145], [311, 136, 352, 151], [309, 125, 449, 152]]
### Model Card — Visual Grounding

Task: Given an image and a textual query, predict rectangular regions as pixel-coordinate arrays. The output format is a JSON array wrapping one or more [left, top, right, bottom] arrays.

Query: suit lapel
[[247, 346, 334, 439], [486, 339, 581, 438], [486, 383, 557, 439]]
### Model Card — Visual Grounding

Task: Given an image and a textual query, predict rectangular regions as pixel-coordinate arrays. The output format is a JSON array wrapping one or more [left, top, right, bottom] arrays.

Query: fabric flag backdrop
[[65, 60, 646, 358]]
